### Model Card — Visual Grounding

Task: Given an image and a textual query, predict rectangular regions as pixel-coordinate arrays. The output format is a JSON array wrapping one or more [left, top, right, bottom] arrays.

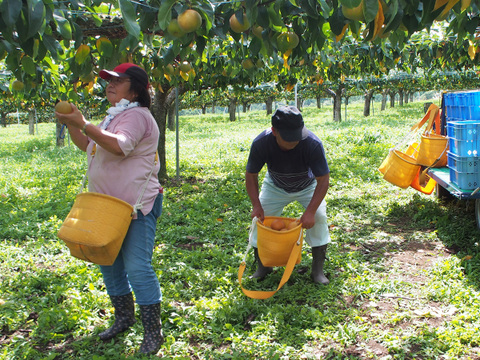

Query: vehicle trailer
[[427, 90, 480, 230]]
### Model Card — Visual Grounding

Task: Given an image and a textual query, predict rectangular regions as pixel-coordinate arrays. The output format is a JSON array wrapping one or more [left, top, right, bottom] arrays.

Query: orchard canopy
[[1, 0, 480, 178]]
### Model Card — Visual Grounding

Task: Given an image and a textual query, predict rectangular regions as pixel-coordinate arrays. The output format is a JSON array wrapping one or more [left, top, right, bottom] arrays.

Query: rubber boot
[[139, 303, 164, 354], [99, 292, 136, 340], [250, 247, 273, 280], [311, 245, 329, 285]]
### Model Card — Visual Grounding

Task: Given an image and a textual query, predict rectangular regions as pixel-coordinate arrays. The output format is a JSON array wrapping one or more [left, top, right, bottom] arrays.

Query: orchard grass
[[1, 101, 480, 359]]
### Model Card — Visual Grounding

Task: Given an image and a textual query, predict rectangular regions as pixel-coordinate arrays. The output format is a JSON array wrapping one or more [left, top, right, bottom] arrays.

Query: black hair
[[129, 76, 151, 108]]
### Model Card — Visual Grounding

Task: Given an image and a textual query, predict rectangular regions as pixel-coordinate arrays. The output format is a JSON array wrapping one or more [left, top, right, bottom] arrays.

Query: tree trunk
[[228, 97, 237, 121], [212, 101, 216, 114], [151, 90, 168, 180], [201, 105, 207, 115], [242, 102, 248, 113], [381, 90, 388, 111], [344, 96, 349, 121], [364, 90, 374, 117], [316, 95, 322, 109], [266, 96, 273, 115], [296, 97, 302, 111], [167, 105, 175, 131], [151, 86, 184, 180], [410, 92, 414, 102], [405, 91, 409, 104], [1, 112, 6, 127], [399, 89, 404, 106], [389, 92, 395, 108], [327, 87, 342, 122], [28, 109, 35, 135]]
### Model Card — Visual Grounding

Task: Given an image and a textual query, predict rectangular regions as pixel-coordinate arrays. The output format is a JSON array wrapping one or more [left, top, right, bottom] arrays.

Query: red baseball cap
[[99, 63, 149, 89]]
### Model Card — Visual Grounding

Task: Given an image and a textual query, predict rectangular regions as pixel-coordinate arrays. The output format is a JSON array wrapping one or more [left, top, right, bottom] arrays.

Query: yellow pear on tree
[[229, 13, 250, 33], [167, 19, 186, 37], [177, 9, 202, 33], [152, 68, 162, 78], [164, 64, 175, 75], [276, 32, 299, 53], [12, 80, 24, 91], [242, 59, 254, 70], [179, 61, 192, 72], [252, 25, 263, 38]]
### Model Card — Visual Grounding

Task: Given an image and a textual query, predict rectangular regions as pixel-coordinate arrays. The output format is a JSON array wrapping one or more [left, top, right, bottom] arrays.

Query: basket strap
[[419, 105, 448, 169], [434, 108, 442, 135], [78, 143, 98, 194], [394, 103, 439, 151], [410, 103, 438, 133], [418, 139, 449, 171], [238, 226, 303, 300], [423, 104, 440, 135]]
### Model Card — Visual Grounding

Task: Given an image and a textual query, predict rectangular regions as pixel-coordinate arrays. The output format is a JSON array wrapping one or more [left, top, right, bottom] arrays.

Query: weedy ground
[[1, 100, 480, 360]]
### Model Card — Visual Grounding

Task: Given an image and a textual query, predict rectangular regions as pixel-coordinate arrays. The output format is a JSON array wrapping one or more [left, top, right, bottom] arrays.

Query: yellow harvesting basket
[[415, 133, 448, 167], [57, 192, 134, 266], [256, 216, 303, 267], [379, 149, 420, 189]]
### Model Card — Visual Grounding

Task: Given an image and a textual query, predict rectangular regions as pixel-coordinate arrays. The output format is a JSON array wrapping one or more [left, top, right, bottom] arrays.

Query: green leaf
[[298, 0, 319, 18], [42, 34, 62, 60], [96, 37, 113, 57], [15, 11, 29, 43], [139, 9, 157, 31], [197, 3, 214, 32], [26, 0, 45, 39], [364, 0, 379, 23], [53, 13, 72, 40], [384, 6, 403, 33], [1, 0, 22, 28], [402, 13, 419, 34], [196, 36, 206, 57], [119, 0, 140, 38], [245, 5, 258, 27], [249, 37, 263, 57], [72, 23, 83, 45], [21, 55, 36, 75], [329, 7, 346, 35], [119, 35, 140, 53], [158, 0, 176, 30], [163, 46, 175, 65], [268, 4, 284, 27], [85, 7, 103, 27], [75, 44, 90, 65], [256, 6, 270, 28]]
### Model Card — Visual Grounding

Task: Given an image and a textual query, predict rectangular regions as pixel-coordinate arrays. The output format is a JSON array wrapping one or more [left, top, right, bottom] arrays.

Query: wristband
[[81, 121, 91, 135]]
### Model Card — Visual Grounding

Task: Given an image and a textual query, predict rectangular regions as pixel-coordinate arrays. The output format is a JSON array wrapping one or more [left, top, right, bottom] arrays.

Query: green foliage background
[[1, 101, 480, 359]]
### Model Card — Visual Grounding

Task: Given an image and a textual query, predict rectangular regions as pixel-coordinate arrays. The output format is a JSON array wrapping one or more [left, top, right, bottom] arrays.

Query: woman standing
[[55, 63, 163, 354]]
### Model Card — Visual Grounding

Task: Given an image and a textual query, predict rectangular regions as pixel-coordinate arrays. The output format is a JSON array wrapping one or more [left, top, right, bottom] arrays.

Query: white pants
[[249, 173, 331, 248]]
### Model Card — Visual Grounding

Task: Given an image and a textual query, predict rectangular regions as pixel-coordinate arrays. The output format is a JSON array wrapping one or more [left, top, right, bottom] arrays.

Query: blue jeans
[[249, 174, 331, 248], [100, 194, 163, 305]]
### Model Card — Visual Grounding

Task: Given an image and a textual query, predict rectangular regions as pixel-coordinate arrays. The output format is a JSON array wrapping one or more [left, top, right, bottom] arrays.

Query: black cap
[[271, 106, 308, 141]]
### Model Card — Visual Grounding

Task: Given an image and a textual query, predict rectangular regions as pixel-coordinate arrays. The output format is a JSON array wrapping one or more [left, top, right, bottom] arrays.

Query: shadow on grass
[[383, 194, 480, 290]]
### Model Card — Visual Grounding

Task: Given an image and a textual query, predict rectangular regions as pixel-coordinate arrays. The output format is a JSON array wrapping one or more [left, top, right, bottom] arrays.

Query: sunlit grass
[[1, 100, 480, 359]]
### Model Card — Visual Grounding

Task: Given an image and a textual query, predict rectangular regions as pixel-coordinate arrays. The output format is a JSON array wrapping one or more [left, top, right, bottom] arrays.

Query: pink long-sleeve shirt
[[86, 107, 161, 217]]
